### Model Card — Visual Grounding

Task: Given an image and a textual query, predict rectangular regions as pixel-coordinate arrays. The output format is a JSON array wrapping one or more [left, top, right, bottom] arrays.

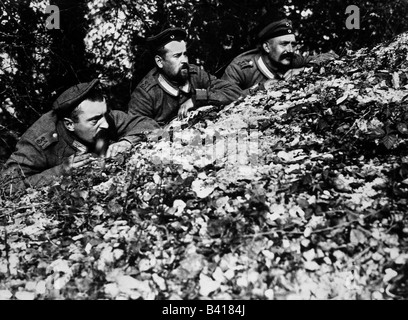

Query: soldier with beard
[[1, 79, 155, 193], [222, 18, 338, 95], [127, 28, 243, 128]]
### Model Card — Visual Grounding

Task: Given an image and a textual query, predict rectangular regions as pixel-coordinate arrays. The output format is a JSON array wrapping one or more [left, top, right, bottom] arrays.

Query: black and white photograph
[[0, 0, 408, 304]]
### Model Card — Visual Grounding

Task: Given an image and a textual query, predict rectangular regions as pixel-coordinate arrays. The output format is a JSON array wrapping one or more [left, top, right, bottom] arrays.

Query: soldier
[[127, 27, 243, 129], [1, 79, 156, 193], [222, 18, 338, 95]]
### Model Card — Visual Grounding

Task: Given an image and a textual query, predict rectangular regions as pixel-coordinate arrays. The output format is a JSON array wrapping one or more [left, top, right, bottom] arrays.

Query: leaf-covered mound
[[1, 32, 408, 300]]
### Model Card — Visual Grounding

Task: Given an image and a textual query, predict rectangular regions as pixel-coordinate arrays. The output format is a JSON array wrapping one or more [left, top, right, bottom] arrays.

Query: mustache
[[181, 63, 189, 70], [280, 52, 295, 60]]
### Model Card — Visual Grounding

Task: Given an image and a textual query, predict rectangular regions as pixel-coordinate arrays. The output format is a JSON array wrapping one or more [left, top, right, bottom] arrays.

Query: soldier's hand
[[63, 153, 96, 173], [106, 140, 132, 158], [283, 67, 306, 81], [178, 98, 194, 120], [309, 52, 339, 65], [262, 79, 279, 91], [146, 128, 169, 142]]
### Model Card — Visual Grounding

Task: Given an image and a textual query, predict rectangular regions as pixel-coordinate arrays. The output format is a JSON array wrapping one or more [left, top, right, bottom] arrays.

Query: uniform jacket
[[221, 49, 312, 95], [127, 64, 243, 129], [1, 110, 154, 192]]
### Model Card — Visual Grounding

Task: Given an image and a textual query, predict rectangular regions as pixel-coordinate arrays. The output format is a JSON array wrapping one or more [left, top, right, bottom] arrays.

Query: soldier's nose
[[99, 117, 109, 129], [287, 44, 294, 52]]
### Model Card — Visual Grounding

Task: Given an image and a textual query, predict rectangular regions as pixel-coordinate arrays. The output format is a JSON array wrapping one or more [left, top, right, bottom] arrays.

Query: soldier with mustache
[[127, 28, 243, 128], [222, 17, 338, 95], [1, 79, 155, 194]]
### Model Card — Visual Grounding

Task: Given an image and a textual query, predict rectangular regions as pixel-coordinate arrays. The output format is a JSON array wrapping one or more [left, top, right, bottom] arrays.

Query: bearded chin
[[174, 68, 189, 85]]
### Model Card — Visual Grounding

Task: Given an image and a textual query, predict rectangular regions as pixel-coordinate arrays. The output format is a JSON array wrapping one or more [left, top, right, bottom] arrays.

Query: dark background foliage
[[1, 0, 408, 164]]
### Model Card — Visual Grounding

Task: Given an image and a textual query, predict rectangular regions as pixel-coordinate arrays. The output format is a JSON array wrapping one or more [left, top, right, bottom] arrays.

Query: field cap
[[53, 79, 99, 114], [147, 27, 187, 51], [257, 18, 294, 42]]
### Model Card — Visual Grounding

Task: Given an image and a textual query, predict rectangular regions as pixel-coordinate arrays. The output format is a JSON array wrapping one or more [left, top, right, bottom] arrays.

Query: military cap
[[52, 79, 99, 114], [257, 18, 294, 42], [147, 27, 187, 51]]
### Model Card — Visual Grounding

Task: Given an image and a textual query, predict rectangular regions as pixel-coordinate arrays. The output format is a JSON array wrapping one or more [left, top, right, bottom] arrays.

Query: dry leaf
[[199, 274, 221, 297]]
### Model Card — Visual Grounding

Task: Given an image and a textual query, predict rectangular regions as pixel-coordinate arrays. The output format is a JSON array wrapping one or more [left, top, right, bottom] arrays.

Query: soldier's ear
[[263, 41, 270, 53], [155, 55, 164, 69], [63, 118, 75, 132]]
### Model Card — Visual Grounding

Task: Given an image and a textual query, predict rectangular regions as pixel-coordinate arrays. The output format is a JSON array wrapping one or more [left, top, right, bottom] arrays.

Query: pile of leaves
[[1, 32, 408, 300]]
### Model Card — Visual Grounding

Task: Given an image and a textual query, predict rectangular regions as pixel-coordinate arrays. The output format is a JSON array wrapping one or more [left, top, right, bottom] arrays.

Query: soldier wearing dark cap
[[222, 18, 338, 95], [127, 27, 243, 128], [1, 79, 155, 193]]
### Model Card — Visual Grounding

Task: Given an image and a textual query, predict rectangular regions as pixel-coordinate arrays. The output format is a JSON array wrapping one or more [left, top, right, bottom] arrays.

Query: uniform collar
[[157, 73, 190, 97], [72, 140, 88, 154], [256, 55, 278, 80], [57, 120, 88, 154]]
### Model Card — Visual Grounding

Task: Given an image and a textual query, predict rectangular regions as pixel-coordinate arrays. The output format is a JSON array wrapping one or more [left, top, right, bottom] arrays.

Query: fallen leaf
[[15, 291, 35, 300], [191, 179, 215, 198], [265, 289, 274, 299], [0, 290, 13, 300], [152, 274, 166, 291], [350, 229, 367, 245], [105, 283, 120, 298], [139, 258, 156, 272], [383, 268, 398, 283], [199, 274, 220, 297], [336, 93, 348, 105], [304, 261, 320, 271]]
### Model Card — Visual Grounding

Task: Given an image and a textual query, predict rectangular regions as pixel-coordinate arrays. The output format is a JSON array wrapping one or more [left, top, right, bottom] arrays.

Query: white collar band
[[158, 74, 190, 96], [256, 56, 276, 80]]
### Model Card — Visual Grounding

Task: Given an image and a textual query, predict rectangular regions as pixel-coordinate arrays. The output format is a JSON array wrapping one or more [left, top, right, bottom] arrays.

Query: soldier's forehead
[[77, 99, 107, 116], [271, 34, 297, 43], [164, 40, 187, 53]]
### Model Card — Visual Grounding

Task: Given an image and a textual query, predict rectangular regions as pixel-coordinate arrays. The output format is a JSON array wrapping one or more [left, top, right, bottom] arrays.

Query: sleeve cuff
[[249, 83, 264, 95], [195, 88, 208, 102], [119, 136, 144, 146]]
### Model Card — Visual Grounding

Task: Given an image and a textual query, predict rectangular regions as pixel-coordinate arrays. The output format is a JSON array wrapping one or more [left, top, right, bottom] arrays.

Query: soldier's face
[[265, 34, 297, 67], [67, 99, 109, 145], [157, 40, 189, 84]]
